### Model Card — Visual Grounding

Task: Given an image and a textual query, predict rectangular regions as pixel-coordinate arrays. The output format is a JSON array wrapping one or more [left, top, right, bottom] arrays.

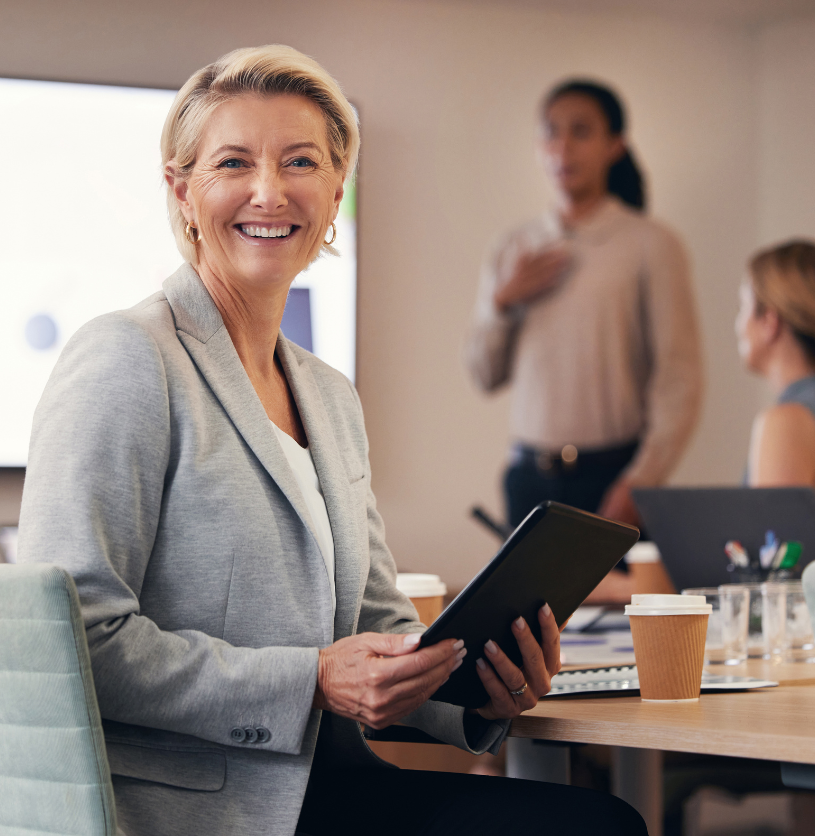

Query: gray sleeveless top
[[778, 375, 815, 419], [743, 375, 815, 483]]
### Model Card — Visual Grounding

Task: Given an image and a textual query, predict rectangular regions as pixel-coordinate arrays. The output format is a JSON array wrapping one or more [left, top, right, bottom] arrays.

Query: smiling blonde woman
[[19, 47, 645, 836]]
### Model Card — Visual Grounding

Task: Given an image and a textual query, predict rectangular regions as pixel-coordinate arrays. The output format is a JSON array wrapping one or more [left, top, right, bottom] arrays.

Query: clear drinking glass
[[682, 586, 749, 665], [781, 581, 815, 663], [736, 582, 765, 658], [761, 582, 787, 661]]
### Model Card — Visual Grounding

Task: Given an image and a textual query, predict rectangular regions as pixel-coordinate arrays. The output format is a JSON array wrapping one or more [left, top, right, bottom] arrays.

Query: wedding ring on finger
[[510, 682, 528, 697]]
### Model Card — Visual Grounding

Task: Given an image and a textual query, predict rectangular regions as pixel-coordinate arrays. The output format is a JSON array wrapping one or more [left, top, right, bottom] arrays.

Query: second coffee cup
[[626, 594, 712, 702]]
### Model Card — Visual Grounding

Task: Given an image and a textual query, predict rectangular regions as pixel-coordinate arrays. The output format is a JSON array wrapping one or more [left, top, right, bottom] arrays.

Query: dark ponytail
[[542, 79, 646, 212]]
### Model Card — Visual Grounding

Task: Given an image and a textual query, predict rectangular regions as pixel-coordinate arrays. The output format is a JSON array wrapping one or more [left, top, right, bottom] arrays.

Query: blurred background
[[1, 0, 814, 592]]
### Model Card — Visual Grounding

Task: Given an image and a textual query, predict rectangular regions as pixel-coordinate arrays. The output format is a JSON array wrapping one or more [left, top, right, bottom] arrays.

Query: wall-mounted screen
[[0, 78, 357, 467]]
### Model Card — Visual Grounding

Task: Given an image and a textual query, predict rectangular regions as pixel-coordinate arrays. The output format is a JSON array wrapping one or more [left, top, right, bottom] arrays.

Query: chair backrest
[[0, 563, 117, 835]]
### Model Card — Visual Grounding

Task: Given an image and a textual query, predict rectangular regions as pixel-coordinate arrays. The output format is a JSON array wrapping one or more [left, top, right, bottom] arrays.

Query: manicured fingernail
[[476, 658, 486, 670], [515, 617, 526, 630], [542, 603, 552, 618], [404, 633, 421, 647], [452, 659, 463, 672], [485, 640, 497, 655], [453, 639, 465, 651], [457, 648, 467, 661]]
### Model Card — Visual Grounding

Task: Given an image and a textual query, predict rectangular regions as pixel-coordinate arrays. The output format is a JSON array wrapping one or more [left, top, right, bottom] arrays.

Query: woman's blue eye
[[220, 158, 244, 168], [289, 157, 315, 168]]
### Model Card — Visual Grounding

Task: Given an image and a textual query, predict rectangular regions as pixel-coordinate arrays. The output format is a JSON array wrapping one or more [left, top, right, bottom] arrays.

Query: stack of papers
[[561, 606, 636, 666], [560, 631, 636, 667], [545, 665, 778, 697]]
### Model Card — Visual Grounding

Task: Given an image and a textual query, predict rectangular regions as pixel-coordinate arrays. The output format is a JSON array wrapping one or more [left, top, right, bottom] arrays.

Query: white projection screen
[[0, 78, 357, 466]]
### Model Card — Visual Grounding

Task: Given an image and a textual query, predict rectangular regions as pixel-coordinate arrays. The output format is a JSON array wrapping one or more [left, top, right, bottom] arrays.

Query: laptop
[[632, 487, 815, 591]]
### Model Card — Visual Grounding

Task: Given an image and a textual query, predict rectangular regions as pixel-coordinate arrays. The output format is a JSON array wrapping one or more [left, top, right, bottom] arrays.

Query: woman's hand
[[494, 246, 571, 311], [474, 604, 561, 721], [597, 477, 640, 526], [314, 632, 465, 729]]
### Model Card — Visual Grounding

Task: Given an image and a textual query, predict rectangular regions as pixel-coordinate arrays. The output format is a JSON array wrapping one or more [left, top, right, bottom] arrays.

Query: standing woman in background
[[467, 80, 703, 597], [736, 241, 815, 487]]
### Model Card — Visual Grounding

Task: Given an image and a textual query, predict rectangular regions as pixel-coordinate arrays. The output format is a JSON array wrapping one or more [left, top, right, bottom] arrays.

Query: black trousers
[[296, 766, 648, 836], [504, 441, 638, 529]]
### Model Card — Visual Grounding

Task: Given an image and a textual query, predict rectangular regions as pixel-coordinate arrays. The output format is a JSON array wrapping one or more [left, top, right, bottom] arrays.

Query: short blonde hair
[[750, 240, 815, 359], [161, 44, 360, 264]]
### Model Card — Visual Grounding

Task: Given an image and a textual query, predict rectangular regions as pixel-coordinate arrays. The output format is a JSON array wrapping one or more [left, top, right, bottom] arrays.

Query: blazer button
[[244, 726, 258, 743], [230, 727, 247, 743], [256, 727, 271, 743]]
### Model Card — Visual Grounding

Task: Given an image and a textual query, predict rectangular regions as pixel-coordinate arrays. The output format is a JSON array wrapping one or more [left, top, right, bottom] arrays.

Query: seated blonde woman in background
[[736, 240, 815, 486]]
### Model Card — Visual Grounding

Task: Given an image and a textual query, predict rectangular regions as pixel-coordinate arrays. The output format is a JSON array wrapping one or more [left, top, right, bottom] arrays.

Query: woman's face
[[171, 93, 344, 291], [736, 280, 775, 373], [540, 94, 624, 202]]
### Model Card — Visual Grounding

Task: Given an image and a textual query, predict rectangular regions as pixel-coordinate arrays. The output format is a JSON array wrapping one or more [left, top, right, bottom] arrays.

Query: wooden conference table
[[507, 659, 815, 836]]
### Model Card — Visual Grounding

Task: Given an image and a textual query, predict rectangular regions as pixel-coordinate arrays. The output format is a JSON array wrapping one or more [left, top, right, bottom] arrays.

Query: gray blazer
[[18, 264, 507, 836]]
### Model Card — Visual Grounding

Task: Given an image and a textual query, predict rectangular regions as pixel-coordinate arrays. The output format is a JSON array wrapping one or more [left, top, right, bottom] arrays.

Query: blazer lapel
[[277, 338, 362, 640], [162, 265, 319, 544]]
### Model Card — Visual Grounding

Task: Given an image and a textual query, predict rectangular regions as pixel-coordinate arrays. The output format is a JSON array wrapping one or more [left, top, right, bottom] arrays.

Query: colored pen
[[760, 531, 779, 570], [724, 540, 750, 568], [779, 541, 803, 570], [771, 542, 788, 571]]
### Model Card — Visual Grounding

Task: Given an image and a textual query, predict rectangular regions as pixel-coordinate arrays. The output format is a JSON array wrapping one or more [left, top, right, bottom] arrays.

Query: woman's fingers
[[359, 643, 465, 728], [482, 637, 538, 712], [510, 615, 550, 698], [373, 637, 462, 689], [500, 248, 570, 308], [316, 633, 463, 728], [474, 656, 519, 719], [369, 660, 458, 727], [537, 604, 562, 679]]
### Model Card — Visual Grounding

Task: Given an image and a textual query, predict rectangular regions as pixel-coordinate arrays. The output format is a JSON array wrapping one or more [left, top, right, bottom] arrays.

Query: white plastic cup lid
[[396, 573, 447, 598], [625, 593, 712, 616], [624, 542, 661, 564]]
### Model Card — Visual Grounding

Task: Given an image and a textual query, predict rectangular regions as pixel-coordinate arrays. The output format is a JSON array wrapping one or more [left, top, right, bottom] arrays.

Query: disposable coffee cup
[[396, 573, 447, 626], [625, 594, 712, 702], [625, 543, 676, 595]]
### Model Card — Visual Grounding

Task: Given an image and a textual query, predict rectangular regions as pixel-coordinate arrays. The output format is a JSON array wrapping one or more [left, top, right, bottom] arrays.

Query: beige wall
[[0, 0, 809, 589], [758, 16, 815, 245]]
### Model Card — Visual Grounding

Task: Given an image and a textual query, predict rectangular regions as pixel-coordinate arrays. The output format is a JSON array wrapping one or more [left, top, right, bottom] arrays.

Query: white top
[[624, 542, 661, 565], [396, 573, 447, 598], [271, 421, 336, 613], [466, 197, 703, 486]]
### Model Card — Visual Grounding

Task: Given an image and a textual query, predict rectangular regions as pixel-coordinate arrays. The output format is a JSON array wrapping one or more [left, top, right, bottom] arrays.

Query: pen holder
[[727, 565, 763, 584], [727, 566, 799, 584]]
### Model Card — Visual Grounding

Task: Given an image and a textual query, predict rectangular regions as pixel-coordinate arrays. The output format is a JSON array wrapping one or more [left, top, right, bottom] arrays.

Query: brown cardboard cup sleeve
[[625, 594, 712, 702], [396, 573, 447, 626]]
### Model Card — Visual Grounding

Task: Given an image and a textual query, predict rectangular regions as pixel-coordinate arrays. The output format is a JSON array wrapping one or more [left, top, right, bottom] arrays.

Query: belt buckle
[[536, 451, 554, 472], [560, 444, 579, 471]]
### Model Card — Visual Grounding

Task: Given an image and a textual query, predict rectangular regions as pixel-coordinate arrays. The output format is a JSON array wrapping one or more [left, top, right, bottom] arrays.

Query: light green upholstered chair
[[0, 563, 118, 836]]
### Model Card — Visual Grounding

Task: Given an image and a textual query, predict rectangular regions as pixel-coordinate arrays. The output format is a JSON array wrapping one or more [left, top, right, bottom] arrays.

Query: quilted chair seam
[[62, 568, 118, 835]]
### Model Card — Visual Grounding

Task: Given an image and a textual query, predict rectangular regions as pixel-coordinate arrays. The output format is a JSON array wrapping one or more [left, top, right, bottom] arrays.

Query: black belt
[[510, 440, 638, 475]]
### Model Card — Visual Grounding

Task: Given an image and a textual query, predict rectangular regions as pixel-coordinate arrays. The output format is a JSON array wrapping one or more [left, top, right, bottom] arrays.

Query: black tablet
[[419, 502, 639, 707]]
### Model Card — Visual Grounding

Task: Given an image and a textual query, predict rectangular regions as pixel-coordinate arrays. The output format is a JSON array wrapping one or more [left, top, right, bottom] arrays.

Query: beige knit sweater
[[466, 197, 703, 486]]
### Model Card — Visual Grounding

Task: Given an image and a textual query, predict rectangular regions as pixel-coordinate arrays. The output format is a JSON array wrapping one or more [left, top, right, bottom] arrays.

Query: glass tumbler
[[781, 580, 815, 663], [761, 582, 787, 660], [682, 586, 749, 665], [736, 582, 765, 658]]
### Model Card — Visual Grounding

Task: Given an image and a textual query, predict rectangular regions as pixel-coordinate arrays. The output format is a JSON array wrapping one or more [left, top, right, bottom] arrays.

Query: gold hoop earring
[[185, 222, 200, 244], [324, 222, 337, 246]]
